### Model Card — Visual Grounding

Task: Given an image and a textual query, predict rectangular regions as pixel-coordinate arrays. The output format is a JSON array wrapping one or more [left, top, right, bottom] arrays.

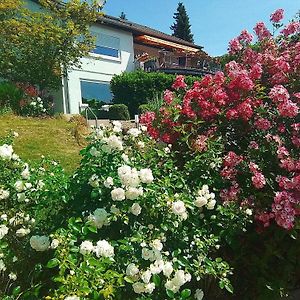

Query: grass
[[0, 114, 84, 174]]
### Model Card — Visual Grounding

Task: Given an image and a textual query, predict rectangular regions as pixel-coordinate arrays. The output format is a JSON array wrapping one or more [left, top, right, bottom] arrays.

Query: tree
[[119, 11, 127, 20], [170, 2, 194, 43], [0, 0, 100, 90]]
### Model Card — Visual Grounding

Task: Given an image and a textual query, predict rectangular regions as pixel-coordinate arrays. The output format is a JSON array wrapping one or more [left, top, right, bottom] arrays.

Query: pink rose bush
[[141, 9, 300, 232]]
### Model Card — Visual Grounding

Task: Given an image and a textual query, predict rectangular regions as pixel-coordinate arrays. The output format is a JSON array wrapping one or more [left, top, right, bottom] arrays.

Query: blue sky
[[103, 0, 299, 56]]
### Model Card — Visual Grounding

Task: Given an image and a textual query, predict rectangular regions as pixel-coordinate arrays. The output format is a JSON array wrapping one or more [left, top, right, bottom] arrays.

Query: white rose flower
[[30, 235, 50, 251], [150, 239, 163, 251], [139, 168, 154, 184], [37, 180, 45, 189], [21, 166, 30, 179], [0, 144, 13, 160], [25, 182, 32, 190], [144, 282, 155, 294], [165, 280, 179, 293], [0, 225, 9, 239], [50, 239, 59, 249], [14, 181, 25, 192], [106, 135, 123, 151], [140, 125, 147, 132], [162, 261, 173, 277], [245, 208, 253, 216], [111, 188, 125, 201], [137, 141, 145, 149], [0, 189, 10, 200], [194, 196, 207, 208], [17, 193, 26, 202], [126, 263, 139, 277], [130, 203, 142, 216], [0, 259, 6, 271], [65, 296, 80, 300], [126, 187, 143, 200], [80, 240, 94, 255], [8, 272, 17, 281], [207, 199, 216, 210], [104, 177, 114, 188], [150, 259, 164, 274], [121, 153, 130, 163], [94, 240, 114, 258], [195, 289, 204, 300], [0, 214, 8, 221], [171, 200, 186, 216], [112, 121, 122, 133], [132, 282, 145, 294], [16, 227, 30, 237], [141, 270, 152, 283], [88, 174, 100, 188], [142, 248, 155, 261], [128, 128, 141, 138]]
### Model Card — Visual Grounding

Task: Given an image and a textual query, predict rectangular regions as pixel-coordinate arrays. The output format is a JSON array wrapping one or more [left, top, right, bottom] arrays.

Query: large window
[[91, 33, 120, 58], [80, 80, 112, 103]]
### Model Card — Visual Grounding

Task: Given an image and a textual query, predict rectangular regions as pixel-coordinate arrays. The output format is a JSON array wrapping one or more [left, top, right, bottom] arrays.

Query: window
[[91, 32, 120, 58], [80, 80, 112, 103]]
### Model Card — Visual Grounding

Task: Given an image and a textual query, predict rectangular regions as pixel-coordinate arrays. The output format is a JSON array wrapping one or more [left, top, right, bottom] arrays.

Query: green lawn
[[0, 115, 83, 174]]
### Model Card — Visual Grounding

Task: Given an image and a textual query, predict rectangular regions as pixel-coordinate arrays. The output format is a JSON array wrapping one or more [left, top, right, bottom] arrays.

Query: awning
[[134, 35, 200, 53]]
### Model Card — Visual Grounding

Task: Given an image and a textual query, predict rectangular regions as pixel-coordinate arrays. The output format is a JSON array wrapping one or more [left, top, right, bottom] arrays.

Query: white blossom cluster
[[109, 165, 153, 204], [194, 185, 216, 210], [0, 189, 10, 200], [165, 269, 192, 293], [64, 296, 80, 300], [0, 144, 14, 160], [171, 200, 188, 220], [80, 239, 114, 258]]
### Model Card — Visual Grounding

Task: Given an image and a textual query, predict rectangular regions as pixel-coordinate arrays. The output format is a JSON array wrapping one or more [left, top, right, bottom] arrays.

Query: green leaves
[[46, 258, 60, 268]]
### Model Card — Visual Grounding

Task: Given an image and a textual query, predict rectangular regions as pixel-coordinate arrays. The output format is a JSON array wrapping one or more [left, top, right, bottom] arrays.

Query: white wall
[[64, 24, 135, 114]]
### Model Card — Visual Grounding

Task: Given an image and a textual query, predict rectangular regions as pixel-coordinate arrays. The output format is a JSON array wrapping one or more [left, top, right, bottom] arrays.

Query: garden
[[0, 8, 300, 300]]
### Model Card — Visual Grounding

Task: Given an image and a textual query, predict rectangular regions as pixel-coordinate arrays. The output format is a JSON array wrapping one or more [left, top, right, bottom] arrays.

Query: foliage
[[170, 2, 194, 43], [0, 0, 99, 90], [0, 82, 54, 116], [111, 71, 200, 117], [109, 104, 130, 120], [141, 9, 300, 298]]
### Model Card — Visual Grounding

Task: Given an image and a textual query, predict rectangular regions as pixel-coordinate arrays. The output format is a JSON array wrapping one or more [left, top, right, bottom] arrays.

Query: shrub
[[111, 71, 201, 117], [140, 9, 300, 299], [0, 81, 23, 113], [109, 104, 130, 120]]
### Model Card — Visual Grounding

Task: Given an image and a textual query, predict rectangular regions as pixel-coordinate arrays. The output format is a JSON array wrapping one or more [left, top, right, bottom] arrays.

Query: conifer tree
[[120, 11, 127, 20], [170, 2, 194, 43]]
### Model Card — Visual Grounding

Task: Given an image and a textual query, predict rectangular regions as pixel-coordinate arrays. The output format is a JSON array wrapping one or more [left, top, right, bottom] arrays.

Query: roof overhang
[[134, 35, 200, 53]]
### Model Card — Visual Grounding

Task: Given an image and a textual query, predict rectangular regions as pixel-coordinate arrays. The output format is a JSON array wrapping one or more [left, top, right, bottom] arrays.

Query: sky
[[103, 0, 300, 57]]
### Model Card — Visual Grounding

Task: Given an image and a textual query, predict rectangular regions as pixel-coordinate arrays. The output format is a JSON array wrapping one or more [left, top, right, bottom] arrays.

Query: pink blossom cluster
[[270, 9, 284, 23], [140, 9, 300, 230]]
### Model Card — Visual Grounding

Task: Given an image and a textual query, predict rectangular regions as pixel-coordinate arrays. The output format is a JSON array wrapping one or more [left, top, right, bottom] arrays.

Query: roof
[[97, 15, 203, 51], [29, 0, 203, 51]]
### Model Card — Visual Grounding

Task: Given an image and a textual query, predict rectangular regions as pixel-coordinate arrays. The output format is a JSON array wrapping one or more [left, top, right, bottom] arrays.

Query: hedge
[[110, 71, 201, 116]]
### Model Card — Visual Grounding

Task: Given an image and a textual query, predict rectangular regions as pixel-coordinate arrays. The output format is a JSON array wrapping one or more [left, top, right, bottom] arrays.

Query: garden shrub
[[0, 81, 54, 117], [0, 81, 23, 113], [109, 104, 130, 120], [141, 9, 300, 299], [110, 71, 200, 117]]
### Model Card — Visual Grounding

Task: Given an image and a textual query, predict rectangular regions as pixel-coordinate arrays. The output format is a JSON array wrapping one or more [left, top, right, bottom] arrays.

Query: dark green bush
[[110, 71, 201, 116], [109, 104, 130, 120], [0, 81, 23, 113]]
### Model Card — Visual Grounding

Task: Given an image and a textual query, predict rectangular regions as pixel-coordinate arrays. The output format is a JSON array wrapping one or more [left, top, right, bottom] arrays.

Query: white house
[[27, 0, 210, 114]]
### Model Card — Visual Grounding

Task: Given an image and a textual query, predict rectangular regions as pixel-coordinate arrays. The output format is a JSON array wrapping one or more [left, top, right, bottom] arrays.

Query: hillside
[[0, 115, 84, 173]]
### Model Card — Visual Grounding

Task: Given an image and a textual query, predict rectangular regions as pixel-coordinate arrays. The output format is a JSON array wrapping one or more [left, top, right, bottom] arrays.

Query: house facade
[[27, 1, 213, 114]]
